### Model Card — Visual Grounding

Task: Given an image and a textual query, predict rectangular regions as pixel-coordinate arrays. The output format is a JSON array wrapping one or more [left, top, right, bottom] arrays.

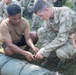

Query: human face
[[9, 13, 21, 26], [36, 8, 50, 20]]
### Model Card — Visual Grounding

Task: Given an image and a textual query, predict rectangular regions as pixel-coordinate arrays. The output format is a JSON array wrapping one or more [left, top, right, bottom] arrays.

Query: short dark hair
[[33, 0, 50, 14], [7, 4, 21, 16]]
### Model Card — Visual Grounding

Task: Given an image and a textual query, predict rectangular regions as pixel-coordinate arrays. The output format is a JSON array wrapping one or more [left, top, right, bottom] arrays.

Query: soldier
[[21, 0, 34, 19], [33, 0, 76, 67], [0, 0, 23, 23]]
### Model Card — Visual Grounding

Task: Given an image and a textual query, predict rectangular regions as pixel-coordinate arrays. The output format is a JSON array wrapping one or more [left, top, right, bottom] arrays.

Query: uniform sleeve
[[0, 22, 11, 42], [39, 13, 72, 57]]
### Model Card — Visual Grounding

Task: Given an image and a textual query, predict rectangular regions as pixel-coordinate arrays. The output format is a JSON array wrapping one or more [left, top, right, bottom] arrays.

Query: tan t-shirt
[[0, 17, 30, 43]]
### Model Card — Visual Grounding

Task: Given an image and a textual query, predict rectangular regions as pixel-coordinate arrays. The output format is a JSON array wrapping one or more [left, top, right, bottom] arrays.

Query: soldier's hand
[[35, 51, 43, 60]]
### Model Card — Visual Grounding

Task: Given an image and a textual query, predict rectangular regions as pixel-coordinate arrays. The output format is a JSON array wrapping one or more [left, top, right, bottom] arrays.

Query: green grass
[[65, 0, 74, 9]]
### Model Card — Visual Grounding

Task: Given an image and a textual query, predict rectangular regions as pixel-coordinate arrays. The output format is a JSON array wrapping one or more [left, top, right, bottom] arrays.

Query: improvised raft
[[0, 53, 63, 75]]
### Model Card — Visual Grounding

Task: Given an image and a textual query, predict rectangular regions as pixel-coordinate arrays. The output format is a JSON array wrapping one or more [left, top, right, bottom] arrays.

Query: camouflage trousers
[[37, 27, 76, 60]]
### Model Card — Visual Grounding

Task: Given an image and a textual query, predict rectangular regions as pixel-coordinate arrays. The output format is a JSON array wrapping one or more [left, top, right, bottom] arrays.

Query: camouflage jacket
[[39, 6, 76, 57]]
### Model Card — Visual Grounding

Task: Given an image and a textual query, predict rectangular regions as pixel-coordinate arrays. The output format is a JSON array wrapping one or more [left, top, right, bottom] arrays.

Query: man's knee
[[5, 47, 14, 56], [30, 31, 38, 43], [30, 31, 38, 39]]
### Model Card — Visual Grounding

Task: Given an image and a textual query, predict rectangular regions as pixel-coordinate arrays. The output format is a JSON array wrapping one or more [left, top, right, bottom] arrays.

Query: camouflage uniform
[[31, 0, 54, 31], [0, 0, 23, 23], [38, 6, 76, 61], [21, 0, 34, 18]]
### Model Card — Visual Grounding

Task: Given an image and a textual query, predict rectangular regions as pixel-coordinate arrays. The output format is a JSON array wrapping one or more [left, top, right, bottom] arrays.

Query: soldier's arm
[[38, 14, 72, 57]]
